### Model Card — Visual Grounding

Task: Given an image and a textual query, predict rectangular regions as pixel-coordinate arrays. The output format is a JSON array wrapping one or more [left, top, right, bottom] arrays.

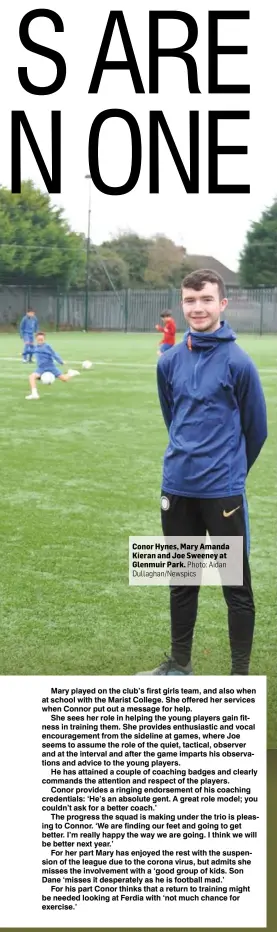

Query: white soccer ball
[[41, 371, 55, 385], [82, 360, 93, 369]]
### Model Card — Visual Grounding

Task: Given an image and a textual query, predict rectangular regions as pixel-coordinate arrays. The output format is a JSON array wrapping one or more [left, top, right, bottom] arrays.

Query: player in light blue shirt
[[19, 308, 38, 362], [26, 331, 79, 399]]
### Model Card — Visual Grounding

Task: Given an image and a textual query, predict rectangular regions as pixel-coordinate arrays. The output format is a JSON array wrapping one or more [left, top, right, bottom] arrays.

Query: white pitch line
[[0, 357, 276, 373], [0, 357, 156, 369]]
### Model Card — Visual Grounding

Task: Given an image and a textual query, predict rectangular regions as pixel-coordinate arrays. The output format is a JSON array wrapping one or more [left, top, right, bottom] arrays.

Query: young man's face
[[27, 310, 34, 316], [182, 282, 228, 333], [36, 334, 45, 345]]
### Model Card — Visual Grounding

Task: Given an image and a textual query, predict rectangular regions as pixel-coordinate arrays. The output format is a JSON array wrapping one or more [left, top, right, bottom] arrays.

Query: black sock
[[228, 609, 254, 675], [170, 586, 198, 667]]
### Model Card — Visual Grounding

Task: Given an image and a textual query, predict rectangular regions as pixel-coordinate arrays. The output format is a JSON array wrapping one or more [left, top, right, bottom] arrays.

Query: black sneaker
[[135, 655, 193, 676]]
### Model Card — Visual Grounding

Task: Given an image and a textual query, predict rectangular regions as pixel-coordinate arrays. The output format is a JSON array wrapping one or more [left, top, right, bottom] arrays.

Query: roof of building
[[186, 255, 238, 283]]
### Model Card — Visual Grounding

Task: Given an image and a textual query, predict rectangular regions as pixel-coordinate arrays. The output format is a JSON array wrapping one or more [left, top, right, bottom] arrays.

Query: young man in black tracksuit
[[138, 269, 267, 676]]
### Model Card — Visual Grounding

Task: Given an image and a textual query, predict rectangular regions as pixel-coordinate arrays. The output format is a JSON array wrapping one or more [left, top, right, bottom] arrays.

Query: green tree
[[88, 248, 129, 291], [101, 232, 151, 287], [239, 200, 277, 285], [100, 231, 193, 289], [0, 181, 85, 286], [72, 240, 129, 291], [144, 234, 191, 287]]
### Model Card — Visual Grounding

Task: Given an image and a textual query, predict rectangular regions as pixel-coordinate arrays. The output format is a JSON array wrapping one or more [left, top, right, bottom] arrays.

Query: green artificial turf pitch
[[0, 332, 276, 744]]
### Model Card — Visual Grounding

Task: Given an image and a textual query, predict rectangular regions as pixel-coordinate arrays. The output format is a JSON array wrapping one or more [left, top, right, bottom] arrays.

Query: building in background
[[186, 256, 238, 285]]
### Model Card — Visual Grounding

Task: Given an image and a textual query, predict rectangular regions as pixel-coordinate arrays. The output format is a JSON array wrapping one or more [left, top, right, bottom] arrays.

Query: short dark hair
[[181, 269, 226, 301], [27, 307, 35, 313], [160, 311, 171, 318], [36, 331, 45, 337]]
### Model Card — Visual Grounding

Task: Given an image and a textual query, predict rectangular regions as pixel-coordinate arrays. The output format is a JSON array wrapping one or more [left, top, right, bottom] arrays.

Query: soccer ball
[[41, 371, 55, 385], [82, 360, 92, 369]]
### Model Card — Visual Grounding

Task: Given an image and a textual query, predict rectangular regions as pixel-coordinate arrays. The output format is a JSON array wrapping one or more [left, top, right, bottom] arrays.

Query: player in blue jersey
[[25, 331, 79, 399], [19, 308, 38, 362], [137, 269, 267, 677]]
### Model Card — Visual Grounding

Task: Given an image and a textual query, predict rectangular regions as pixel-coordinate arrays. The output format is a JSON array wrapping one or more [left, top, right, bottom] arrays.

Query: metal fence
[[1, 284, 277, 334]]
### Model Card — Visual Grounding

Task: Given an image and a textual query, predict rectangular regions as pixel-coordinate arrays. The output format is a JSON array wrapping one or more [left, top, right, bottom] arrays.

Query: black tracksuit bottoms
[[161, 492, 255, 675]]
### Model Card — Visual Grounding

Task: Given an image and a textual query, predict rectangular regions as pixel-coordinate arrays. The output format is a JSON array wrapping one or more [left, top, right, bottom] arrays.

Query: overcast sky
[[1, 0, 275, 270]]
